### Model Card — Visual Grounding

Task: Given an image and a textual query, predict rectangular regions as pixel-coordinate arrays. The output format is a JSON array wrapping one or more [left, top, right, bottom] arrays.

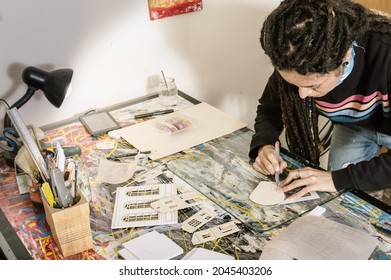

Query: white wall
[[0, 0, 278, 129]]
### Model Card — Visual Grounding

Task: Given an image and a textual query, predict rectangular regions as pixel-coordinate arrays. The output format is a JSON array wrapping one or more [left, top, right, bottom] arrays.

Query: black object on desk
[[79, 111, 121, 136], [107, 150, 151, 160], [350, 189, 391, 214], [134, 109, 174, 119]]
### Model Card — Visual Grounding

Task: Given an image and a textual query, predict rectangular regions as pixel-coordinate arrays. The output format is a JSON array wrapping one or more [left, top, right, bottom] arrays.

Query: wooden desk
[[1, 92, 390, 260]]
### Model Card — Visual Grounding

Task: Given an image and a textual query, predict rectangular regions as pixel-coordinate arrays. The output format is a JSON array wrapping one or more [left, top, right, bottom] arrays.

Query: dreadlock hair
[[260, 0, 391, 165]]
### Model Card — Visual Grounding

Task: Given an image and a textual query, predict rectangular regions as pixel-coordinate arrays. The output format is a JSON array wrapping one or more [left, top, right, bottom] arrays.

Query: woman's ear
[[341, 48, 353, 65]]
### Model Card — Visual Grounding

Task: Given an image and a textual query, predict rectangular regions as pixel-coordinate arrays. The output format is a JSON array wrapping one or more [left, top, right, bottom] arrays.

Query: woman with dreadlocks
[[249, 0, 391, 200]]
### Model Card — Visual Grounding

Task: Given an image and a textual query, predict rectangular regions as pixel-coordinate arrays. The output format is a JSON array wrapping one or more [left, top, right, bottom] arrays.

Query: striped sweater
[[250, 32, 391, 192]]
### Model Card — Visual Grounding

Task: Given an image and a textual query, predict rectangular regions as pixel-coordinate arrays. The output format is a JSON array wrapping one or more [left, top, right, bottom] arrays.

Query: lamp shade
[[22, 66, 73, 108], [3, 66, 73, 130]]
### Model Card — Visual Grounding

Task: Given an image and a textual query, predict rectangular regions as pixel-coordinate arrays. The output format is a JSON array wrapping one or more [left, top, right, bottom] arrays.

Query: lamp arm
[[3, 87, 36, 128]]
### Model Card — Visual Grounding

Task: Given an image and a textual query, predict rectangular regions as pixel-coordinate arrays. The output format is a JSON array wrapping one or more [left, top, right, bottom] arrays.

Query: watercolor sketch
[[148, 0, 203, 21]]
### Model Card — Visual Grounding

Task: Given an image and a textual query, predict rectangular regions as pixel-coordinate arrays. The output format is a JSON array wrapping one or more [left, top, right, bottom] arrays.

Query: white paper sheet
[[117, 102, 247, 160], [182, 247, 235, 260], [121, 230, 183, 260], [118, 248, 138, 260], [259, 215, 377, 260]]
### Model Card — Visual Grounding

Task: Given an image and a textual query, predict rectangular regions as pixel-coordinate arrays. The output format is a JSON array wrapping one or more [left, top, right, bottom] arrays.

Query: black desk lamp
[[3, 66, 73, 128], [2, 66, 73, 165]]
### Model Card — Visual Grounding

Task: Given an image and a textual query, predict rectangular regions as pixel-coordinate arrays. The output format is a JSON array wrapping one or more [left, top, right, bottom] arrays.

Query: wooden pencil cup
[[42, 192, 93, 257]]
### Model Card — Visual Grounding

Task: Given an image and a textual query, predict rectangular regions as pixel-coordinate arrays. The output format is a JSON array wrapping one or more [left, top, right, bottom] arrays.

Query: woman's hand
[[253, 145, 287, 176], [278, 167, 337, 199]]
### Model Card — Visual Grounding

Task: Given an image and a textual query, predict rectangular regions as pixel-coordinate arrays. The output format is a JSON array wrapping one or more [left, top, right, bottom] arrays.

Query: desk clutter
[[19, 144, 93, 257], [1, 95, 390, 260], [7, 107, 93, 257]]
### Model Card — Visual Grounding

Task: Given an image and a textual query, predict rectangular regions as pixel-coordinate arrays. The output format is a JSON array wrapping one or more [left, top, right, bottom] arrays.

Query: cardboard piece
[[117, 102, 247, 160]]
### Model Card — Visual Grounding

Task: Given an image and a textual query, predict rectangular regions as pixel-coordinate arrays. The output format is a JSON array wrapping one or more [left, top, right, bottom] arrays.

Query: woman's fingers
[[278, 167, 337, 198]]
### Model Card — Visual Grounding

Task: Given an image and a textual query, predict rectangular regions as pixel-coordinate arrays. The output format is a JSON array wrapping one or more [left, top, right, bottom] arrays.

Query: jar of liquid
[[158, 77, 178, 106]]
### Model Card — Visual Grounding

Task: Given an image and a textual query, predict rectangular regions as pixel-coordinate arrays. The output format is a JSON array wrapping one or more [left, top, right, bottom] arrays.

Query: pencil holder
[[42, 191, 93, 257]]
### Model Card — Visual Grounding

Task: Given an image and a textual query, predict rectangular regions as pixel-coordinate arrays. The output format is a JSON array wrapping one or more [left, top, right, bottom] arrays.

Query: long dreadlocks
[[260, 0, 391, 165]]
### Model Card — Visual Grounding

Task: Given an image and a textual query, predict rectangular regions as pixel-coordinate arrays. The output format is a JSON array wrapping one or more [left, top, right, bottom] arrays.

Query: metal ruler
[[6, 108, 49, 180]]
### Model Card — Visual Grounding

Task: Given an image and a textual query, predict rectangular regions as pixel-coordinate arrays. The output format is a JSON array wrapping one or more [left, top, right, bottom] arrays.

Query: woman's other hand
[[278, 167, 337, 199]]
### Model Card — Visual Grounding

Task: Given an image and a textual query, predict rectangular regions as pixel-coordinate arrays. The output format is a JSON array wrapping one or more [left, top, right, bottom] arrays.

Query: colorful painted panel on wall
[[148, 0, 203, 20]]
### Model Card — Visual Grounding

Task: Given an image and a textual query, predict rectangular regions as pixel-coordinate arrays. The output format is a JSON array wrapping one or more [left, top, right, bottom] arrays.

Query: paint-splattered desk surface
[[0, 93, 390, 260]]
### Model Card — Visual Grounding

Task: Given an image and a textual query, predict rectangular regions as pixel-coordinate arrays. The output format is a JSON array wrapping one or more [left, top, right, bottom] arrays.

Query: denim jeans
[[328, 124, 391, 171], [327, 124, 391, 203]]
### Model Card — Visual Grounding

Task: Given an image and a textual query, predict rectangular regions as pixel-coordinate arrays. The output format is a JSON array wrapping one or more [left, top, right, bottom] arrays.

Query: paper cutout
[[150, 191, 202, 213], [111, 184, 178, 229], [181, 207, 217, 233], [191, 221, 240, 245], [259, 215, 377, 260], [96, 141, 116, 150], [134, 168, 163, 183], [249, 181, 285, 206], [279, 191, 320, 205]]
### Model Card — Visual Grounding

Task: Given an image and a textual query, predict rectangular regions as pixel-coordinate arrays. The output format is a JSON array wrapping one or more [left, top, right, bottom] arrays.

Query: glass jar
[[158, 77, 178, 106]]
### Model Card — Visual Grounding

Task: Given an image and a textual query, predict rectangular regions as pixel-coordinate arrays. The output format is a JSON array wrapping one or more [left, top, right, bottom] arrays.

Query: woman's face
[[278, 68, 341, 99]]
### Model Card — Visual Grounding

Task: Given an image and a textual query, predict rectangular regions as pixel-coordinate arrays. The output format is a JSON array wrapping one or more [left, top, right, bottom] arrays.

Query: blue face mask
[[337, 41, 357, 86]]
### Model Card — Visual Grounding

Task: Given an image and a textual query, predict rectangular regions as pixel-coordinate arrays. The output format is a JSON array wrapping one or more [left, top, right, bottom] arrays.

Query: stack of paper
[[119, 230, 184, 260], [182, 248, 234, 260], [259, 215, 377, 260]]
